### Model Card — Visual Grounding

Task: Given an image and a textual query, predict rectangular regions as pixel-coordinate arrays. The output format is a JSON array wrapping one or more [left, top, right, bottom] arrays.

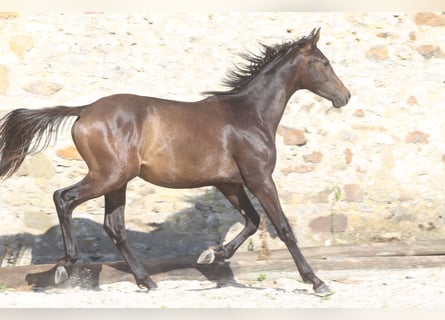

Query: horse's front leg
[[245, 174, 332, 296], [197, 183, 260, 264]]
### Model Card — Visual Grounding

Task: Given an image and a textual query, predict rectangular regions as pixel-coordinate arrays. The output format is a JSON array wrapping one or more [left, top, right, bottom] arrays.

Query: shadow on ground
[[0, 186, 277, 268]]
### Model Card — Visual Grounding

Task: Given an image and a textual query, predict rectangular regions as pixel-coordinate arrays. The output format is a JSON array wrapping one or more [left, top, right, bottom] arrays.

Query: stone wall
[[1, 12, 444, 266]]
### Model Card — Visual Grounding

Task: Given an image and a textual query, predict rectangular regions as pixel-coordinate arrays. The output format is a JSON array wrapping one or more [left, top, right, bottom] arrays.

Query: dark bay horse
[[0, 28, 350, 295]]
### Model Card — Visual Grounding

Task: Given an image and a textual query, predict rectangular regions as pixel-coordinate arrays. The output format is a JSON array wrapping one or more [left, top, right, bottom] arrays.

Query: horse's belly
[[139, 157, 242, 189]]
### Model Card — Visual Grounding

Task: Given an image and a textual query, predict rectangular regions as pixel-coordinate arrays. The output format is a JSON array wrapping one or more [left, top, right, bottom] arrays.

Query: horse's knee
[[53, 189, 69, 214], [53, 183, 85, 215], [53, 189, 62, 205], [103, 218, 127, 244], [276, 222, 297, 244]]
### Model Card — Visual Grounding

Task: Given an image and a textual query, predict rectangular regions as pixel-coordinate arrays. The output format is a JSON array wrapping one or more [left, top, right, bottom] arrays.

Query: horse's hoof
[[314, 283, 334, 297], [137, 277, 158, 291], [197, 248, 215, 264], [55, 266, 69, 284]]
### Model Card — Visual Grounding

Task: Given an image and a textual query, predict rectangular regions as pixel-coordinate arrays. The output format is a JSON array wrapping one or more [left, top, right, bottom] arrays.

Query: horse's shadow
[[0, 187, 276, 289]]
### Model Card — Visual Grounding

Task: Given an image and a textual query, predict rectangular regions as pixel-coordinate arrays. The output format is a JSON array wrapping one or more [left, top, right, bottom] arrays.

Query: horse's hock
[[1, 12, 445, 268]]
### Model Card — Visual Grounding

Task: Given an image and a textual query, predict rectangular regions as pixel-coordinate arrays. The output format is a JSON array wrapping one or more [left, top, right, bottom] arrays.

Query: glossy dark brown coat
[[0, 28, 350, 295]]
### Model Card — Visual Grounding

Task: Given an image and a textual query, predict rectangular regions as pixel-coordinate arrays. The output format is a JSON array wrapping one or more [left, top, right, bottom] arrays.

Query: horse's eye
[[323, 61, 330, 67]]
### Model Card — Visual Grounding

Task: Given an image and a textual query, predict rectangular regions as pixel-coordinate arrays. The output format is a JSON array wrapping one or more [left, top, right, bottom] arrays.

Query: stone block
[[281, 164, 314, 175], [56, 146, 82, 160], [406, 96, 418, 106], [0, 12, 18, 19], [27, 153, 56, 180], [365, 45, 388, 60], [277, 126, 307, 146], [24, 211, 57, 233], [24, 80, 63, 96], [6, 193, 28, 206], [9, 34, 34, 59], [343, 184, 365, 203], [309, 213, 348, 233], [353, 109, 365, 117], [405, 130, 430, 144], [344, 148, 353, 164], [414, 12, 445, 27], [416, 45, 445, 59], [303, 151, 323, 164]]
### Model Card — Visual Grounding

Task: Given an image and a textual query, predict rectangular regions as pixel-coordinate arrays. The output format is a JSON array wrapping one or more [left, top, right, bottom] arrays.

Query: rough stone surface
[[0, 65, 9, 94], [0, 13, 444, 266]]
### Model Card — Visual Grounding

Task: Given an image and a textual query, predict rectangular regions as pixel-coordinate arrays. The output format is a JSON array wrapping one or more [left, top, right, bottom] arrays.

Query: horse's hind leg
[[103, 184, 157, 290], [197, 184, 260, 264], [53, 176, 99, 271], [53, 171, 135, 284]]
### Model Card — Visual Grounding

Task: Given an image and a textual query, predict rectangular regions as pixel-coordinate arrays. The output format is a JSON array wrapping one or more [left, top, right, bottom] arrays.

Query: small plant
[[332, 186, 342, 203], [0, 284, 7, 293], [264, 292, 276, 300], [320, 293, 333, 301], [257, 273, 267, 281]]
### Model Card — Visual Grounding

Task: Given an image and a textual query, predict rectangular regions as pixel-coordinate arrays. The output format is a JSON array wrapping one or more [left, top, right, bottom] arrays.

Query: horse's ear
[[310, 28, 321, 49]]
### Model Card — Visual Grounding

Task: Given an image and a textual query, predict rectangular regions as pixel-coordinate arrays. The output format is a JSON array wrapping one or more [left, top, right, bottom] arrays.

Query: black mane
[[204, 35, 310, 96]]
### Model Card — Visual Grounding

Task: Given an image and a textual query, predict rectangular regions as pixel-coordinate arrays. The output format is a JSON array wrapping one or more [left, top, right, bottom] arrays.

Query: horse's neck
[[239, 57, 300, 135]]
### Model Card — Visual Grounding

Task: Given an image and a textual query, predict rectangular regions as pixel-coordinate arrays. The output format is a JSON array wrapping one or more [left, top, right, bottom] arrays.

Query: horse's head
[[297, 28, 351, 108]]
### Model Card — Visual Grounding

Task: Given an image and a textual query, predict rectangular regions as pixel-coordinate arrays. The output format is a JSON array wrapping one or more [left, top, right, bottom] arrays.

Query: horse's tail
[[0, 105, 87, 179]]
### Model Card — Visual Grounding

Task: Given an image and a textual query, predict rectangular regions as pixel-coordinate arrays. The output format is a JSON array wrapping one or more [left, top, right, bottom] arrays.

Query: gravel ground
[[1, 267, 444, 308]]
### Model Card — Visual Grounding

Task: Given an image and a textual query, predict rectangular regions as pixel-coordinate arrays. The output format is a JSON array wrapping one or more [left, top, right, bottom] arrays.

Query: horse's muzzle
[[332, 90, 351, 108]]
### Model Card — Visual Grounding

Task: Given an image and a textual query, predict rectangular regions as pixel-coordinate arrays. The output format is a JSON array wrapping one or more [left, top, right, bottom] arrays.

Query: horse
[[0, 28, 350, 296]]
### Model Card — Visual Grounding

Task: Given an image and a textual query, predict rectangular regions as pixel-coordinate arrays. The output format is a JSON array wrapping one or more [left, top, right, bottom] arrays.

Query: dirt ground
[[1, 267, 444, 308]]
